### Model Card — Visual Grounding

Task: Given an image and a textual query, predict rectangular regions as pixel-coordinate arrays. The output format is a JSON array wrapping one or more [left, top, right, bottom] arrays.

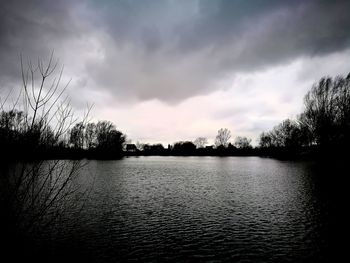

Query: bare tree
[[300, 74, 350, 146], [194, 137, 208, 148], [85, 122, 97, 149], [69, 122, 86, 148], [215, 128, 231, 147], [258, 119, 306, 148], [1, 52, 90, 237], [234, 136, 252, 149], [136, 141, 145, 151]]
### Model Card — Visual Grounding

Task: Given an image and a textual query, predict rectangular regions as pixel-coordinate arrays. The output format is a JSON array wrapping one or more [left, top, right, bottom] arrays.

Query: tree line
[[1, 53, 349, 159], [128, 129, 253, 156], [0, 53, 126, 160], [126, 73, 350, 158], [0, 109, 126, 159], [258, 73, 350, 158]]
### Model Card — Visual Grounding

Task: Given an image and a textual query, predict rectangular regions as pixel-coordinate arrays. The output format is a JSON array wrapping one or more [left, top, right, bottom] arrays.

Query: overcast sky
[[1, 0, 350, 145]]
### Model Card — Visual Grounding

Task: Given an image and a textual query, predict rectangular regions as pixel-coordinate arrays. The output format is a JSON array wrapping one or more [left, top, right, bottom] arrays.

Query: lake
[[28, 156, 346, 262]]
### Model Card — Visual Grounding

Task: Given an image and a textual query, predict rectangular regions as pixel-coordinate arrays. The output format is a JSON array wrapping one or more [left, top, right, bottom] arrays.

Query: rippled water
[[40, 156, 345, 262]]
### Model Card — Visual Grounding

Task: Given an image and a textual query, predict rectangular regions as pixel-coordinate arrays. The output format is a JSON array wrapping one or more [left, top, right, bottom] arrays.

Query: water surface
[[44, 156, 344, 262]]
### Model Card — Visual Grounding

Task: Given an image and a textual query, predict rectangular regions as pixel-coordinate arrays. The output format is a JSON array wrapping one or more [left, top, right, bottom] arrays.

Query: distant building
[[126, 144, 137, 152], [205, 145, 214, 150]]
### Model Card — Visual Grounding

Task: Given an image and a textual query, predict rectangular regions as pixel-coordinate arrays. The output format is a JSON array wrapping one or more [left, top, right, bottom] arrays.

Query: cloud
[[82, 0, 350, 102], [1, 0, 350, 104], [0, 0, 350, 143], [88, 52, 350, 145]]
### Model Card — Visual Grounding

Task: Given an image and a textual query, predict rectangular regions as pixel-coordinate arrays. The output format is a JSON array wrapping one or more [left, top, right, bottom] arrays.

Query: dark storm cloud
[[0, 0, 76, 69], [173, 0, 350, 70], [83, 0, 350, 102], [0, 0, 92, 96], [1, 0, 350, 103]]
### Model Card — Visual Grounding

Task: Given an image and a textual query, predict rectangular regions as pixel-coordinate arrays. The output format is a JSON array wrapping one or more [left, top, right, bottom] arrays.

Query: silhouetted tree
[[258, 119, 305, 149], [259, 132, 273, 148], [277, 119, 304, 148], [172, 141, 196, 155], [215, 128, 231, 148], [194, 137, 208, 148], [84, 122, 97, 149], [234, 136, 252, 149], [94, 120, 125, 154], [135, 141, 145, 151], [69, 122, 85, 148], [0, 110, 26, 149], [0, 53, 89, 242], [299, 73, 350, 147]]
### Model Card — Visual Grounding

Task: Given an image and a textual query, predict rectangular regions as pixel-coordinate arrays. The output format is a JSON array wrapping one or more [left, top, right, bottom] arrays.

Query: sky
[[1, 0, 350, 145]]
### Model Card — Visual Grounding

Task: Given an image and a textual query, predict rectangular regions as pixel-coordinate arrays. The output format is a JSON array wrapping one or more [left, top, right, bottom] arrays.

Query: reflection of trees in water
[[1, 160, 86, 235]]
